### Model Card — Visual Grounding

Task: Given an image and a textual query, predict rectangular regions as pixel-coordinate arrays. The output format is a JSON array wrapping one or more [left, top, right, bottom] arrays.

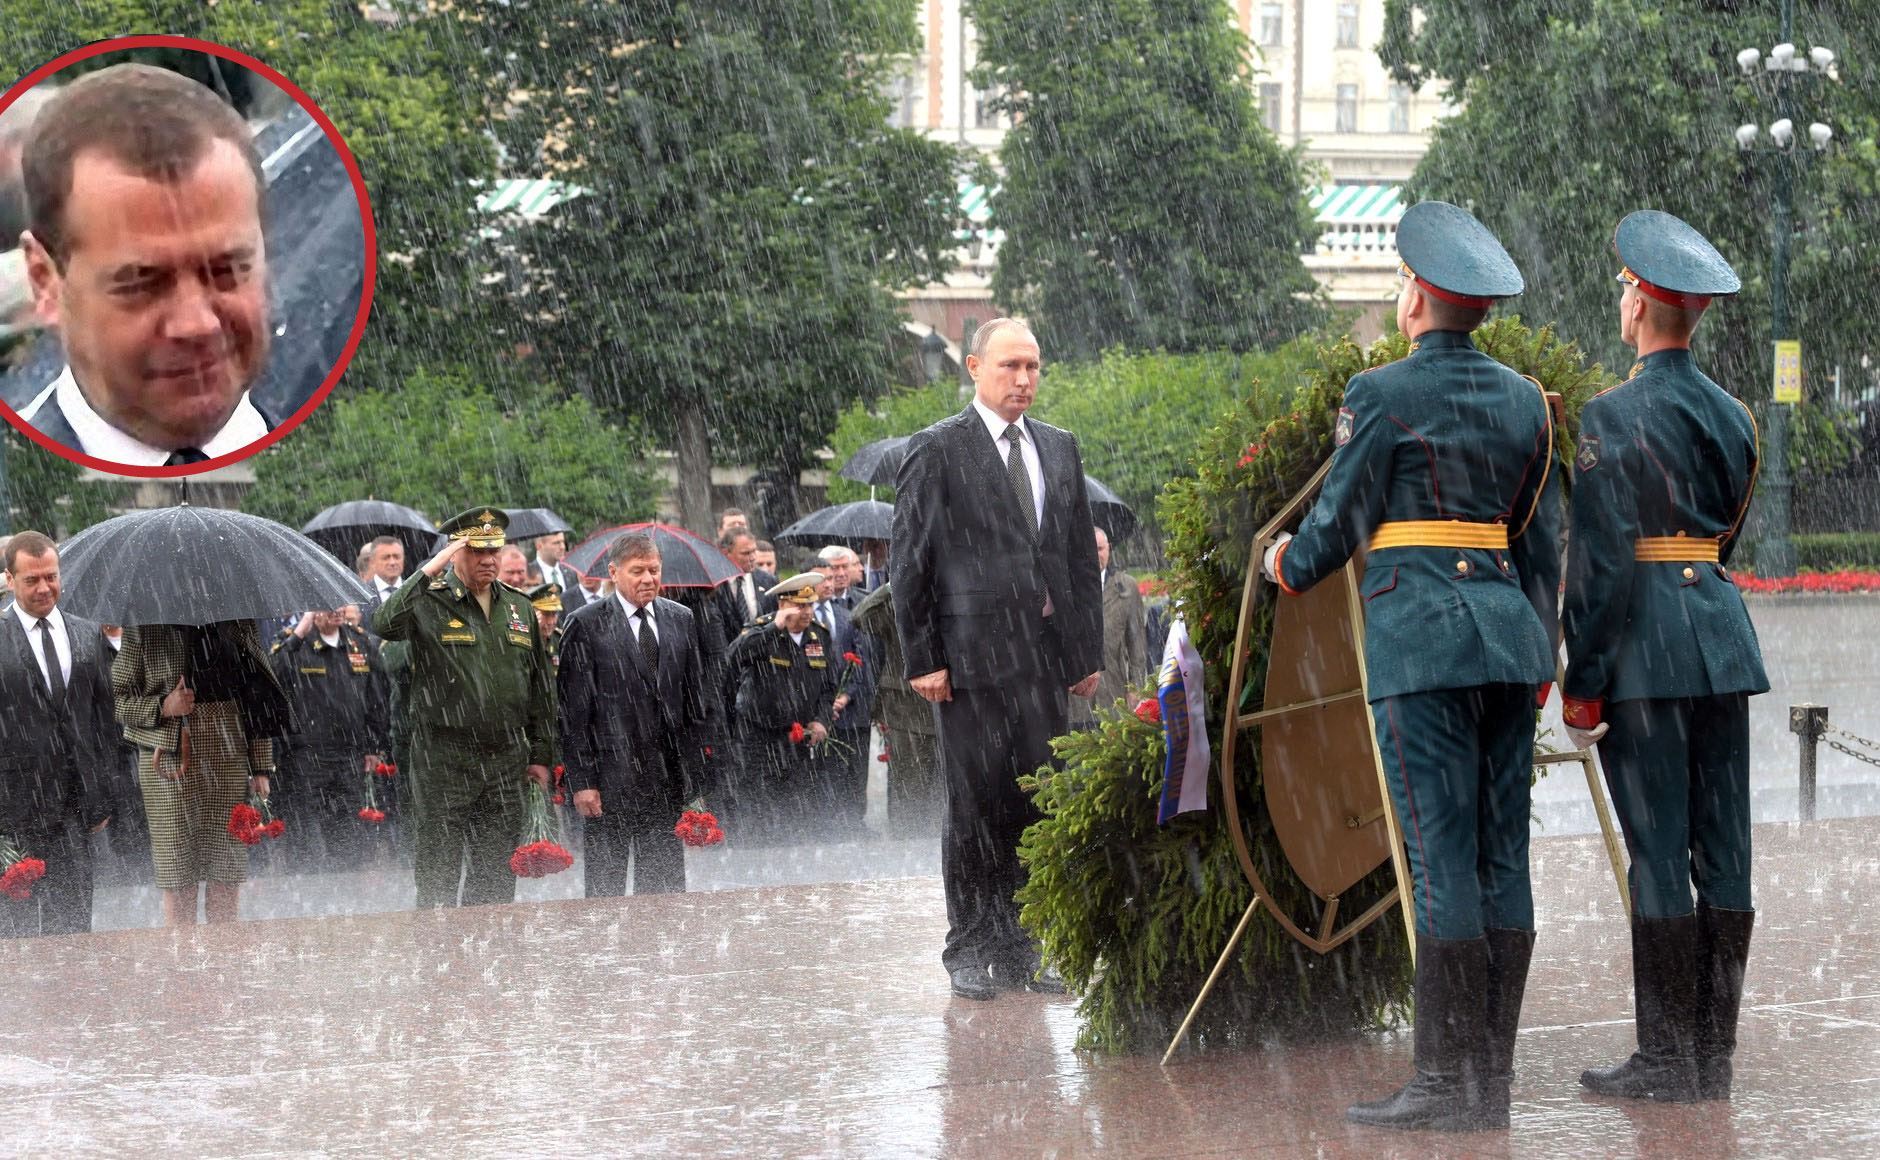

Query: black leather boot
[[1694, 904, 1754, 1100], [1348, 934, 1495, 1131], [1479, 928, 1536, 1129], [1581, 913, 1700, 1101]]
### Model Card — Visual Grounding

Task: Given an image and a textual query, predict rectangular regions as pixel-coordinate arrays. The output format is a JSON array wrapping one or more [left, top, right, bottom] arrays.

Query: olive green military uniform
[[373, 544, 558, 908]]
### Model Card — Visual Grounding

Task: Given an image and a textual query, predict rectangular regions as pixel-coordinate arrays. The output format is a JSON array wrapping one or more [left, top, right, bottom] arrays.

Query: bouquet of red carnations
[[510, 778, 573, 877], [0, 835, 46, 900], [674, 799, 725, 848], [228, 797, 285, 846]]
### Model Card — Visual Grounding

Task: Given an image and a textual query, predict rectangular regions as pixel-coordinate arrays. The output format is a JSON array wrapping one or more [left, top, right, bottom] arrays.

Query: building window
[[884, 67, 919, 129], [1337, 3, 1360, 49], [1336, 84, 1358, 133], [1388, 84, 1410, 133], [1259, 3, 1284, 47], [1259, 83, 1283, 133], [973, 87, 1001, 129]]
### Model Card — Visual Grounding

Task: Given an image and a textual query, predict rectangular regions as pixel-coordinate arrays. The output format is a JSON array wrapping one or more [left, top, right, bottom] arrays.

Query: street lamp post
[[1733, 1, 1835, 578]]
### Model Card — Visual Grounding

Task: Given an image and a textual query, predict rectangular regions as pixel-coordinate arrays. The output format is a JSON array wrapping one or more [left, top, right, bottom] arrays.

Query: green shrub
[[1017, 317, 1615, 1054]]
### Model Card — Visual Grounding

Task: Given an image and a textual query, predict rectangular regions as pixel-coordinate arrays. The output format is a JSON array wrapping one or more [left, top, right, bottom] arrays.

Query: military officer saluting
[[1565, 211, 1767, 1104], [1262, 201, 1560, 1132], [372, 507, 558, 907], [722, 573, 838, 839], [528, 582, 565, 668]]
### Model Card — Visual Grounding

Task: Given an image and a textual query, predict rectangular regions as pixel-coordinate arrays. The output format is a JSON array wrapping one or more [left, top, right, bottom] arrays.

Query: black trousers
[[583, 763, 687, 897], [0, 823, 92, 938], [934, 678, 1066, 973]]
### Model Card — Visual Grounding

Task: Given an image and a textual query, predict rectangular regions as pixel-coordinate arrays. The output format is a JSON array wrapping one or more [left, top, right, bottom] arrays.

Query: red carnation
[[0, 857, 46, 901], [552, 793, 565, 804], [1135, 697, 1162, 724], [263, 819, 285, 839], [509, 839, 574, 878], [842, 651, 863, 666], [228, 802, 263, 845], [374, 762, 398, 778], [675, 809, 726, 848], [359, 808, 386, 824], [877, 752, 890, 762], [790, 722, 807, 744]]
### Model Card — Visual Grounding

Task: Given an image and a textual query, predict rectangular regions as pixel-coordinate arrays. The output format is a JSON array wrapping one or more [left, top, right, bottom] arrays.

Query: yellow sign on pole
[[1773, 340, 1803, 404]]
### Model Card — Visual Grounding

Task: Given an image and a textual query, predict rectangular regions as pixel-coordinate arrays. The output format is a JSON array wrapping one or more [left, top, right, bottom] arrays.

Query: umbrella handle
[[156, 717, 191, 778]]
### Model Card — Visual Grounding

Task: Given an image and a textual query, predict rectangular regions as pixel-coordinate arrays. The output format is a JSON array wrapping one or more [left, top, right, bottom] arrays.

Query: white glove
[[1261, 532, 1293, 585], [1565, 722, 1609, 751]]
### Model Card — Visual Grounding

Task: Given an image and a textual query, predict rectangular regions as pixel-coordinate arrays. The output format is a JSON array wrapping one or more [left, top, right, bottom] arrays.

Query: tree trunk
[[674, 398, 713, 536]]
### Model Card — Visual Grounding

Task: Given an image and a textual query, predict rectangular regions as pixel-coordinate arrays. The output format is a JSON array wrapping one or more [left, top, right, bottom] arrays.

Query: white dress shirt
[[972, 396, 1045, 529], [21, 366, 269, 465], [14, 604, 71, 689], [617, 594, 659, 641]]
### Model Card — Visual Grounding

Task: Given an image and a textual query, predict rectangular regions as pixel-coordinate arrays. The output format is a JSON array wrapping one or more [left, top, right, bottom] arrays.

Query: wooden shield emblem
[[1259, 557, 1392, 899]]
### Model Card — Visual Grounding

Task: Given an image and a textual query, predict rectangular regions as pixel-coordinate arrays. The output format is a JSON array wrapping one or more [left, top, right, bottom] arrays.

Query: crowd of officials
[[0, 501, 1151, 937]]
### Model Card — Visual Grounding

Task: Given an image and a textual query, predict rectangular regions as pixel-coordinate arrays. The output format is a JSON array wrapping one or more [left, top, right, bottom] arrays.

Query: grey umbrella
[[1084, 476, 1139, 542], [501, 507, 575, 542], [301, 500, 440, 567], [58, 505, 372, 626], [771, 500, 895, 550], [837, 436, 914, 487]]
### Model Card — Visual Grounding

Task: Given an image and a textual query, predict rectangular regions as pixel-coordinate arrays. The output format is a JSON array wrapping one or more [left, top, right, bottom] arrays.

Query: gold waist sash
[[1634, 537, 1722, 562], [1369, 520, 1510, 551]]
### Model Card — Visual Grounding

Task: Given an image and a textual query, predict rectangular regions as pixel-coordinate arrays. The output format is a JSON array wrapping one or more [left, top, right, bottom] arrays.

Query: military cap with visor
[[766, 572, 825, 606], [1395, 200, 1526, 309], [526, 582, 562, 612], [438, 507, 509, 549], [1613, 209, 1741, 309]]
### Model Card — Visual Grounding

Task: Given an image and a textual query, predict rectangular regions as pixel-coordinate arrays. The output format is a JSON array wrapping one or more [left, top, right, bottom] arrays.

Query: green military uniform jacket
[[1276, 329, 1561, 700], [1563, 348, 1770, 708], [371, 569, 558, 800], [723, 615, 838, 735]]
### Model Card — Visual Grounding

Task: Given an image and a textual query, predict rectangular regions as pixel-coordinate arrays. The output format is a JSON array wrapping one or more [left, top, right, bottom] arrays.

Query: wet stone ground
[[0, 598, 1875, 1157]]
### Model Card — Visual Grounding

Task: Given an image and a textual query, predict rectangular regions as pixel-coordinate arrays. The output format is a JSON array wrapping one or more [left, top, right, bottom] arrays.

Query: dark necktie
[[37, 618, 65, 706], [636, 608, 659, 673], [164, 447, 210, 466], [1004, 423, 1036, 539], [816, 602, 832, 633]]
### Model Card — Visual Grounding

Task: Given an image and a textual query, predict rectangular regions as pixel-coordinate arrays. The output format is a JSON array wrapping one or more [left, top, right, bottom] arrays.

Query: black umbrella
[[1084, 476, 1139, 542], [564, 523, 742, 588], [771, 500, 895, 550], [59, 506, 373, 626], [501, 507, 574, 543], [837, 435, 913, 487], [301, 500, 440, 568]]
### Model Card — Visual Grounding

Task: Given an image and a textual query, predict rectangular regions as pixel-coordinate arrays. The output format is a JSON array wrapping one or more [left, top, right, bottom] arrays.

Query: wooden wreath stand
[[1161, 462, 1630, 1065]]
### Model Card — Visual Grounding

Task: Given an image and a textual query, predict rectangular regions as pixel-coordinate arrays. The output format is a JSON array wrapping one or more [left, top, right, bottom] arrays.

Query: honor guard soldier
[[722, 573, 838, 840], [1565, 211, 1767, 1103], [528, 582, 565, 667], [1262, 201, 1561, 1132], [372, 507, 558, 907]]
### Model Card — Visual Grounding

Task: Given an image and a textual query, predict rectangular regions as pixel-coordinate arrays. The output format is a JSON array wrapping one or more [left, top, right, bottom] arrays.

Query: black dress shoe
[[950, 966, 997, 1001]]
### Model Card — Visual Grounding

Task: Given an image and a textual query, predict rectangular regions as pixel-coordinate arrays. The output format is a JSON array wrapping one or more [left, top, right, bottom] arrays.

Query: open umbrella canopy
[[501, 507, 574, 542], [771, 500, 894, 550], [60, 506, 373, 626], [301, 500, 440, 568], [837, 435, 913, 487], [1084, 476, 1139, 542], [564, 523, 742, 588]]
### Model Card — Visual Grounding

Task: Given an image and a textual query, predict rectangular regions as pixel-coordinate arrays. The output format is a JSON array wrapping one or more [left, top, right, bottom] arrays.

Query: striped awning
[[1311, 185, 1406, 225], [959, 180, 993, 224], [475, 178, 588, 217]]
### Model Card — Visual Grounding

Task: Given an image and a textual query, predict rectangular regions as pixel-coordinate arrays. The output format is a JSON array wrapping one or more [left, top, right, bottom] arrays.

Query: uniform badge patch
[[1334, 407, 1355, 447], [1576, 434, 1601, 472]]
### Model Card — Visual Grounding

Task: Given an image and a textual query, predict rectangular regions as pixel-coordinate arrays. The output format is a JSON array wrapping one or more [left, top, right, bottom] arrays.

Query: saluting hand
[[421, 537, 466, 578]]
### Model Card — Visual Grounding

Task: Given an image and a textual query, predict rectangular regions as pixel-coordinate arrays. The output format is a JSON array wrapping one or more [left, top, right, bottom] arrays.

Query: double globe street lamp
[[1730, 13, 1836, 579]]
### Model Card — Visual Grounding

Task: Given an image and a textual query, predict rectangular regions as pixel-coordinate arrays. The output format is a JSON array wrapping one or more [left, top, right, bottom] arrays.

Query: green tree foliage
[[463, 1, 966, 531], [1018, 317, 1614, 1053], [1381, 0, 1880, 474], [0, 1, 497, 389], [2, 426, 117, 537], [825, 379, 964, 506], [243, 367, 660, 539], [969, 0, 1327, 362]]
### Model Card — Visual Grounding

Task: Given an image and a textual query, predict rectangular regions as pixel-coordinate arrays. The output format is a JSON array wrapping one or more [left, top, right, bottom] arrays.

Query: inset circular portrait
[[0, 35, 374, 475]]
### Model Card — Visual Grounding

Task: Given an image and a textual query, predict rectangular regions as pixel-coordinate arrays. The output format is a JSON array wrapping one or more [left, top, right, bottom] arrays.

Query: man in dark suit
[[532, 532, 589, 613], [559, 532, 712, 896], [0, 531, 115, 937], [811, 569, 877, 834], [892, 317, 1103, 1001], [715, 528, 778, 643]]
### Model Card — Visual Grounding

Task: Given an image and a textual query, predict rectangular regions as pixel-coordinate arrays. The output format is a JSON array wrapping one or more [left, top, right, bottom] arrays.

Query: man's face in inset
[[968, 325, 1041, 423], [5, 549, 59, 619], [25, 138, 269, 452], [369, 542, 404, 584]]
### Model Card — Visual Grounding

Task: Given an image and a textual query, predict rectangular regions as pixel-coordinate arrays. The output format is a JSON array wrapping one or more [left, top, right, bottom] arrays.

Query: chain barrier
[[1823, 723, 1880, 769]]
